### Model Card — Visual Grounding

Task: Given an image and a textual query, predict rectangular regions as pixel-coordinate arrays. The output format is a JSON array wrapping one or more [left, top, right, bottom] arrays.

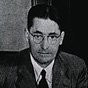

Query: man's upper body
[[0, 48, 87, 88], [0, 4, 87, 88]]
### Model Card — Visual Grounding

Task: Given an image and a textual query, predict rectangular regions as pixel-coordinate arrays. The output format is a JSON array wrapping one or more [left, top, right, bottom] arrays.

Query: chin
[[39, 57, 53, 64]]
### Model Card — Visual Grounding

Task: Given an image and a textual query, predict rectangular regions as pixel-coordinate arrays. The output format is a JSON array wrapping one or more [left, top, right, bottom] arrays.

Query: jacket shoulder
[[60, 51, 86, 64], [59, 51, 87, 72]]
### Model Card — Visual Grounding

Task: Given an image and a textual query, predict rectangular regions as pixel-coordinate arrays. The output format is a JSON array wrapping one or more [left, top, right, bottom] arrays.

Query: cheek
[[30, 41, 40, 53], [29, 38, 38, 50], [50, 41, 60, 56], [50, 40, 60, 50], [50, 44, 59, 54]]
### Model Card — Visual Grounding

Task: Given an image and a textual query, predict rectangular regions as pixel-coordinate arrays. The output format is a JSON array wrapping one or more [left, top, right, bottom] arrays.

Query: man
[[0, 4, 87, 88]]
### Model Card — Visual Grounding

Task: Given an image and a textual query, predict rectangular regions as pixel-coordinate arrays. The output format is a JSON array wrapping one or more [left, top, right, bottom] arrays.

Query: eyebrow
[[33, 31, 42, 34], [33, 31, 60, 35], [48, 32, 60, 35]]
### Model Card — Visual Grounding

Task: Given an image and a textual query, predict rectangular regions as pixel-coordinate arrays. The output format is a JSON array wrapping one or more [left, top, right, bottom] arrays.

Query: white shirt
[[30, 54, 54, 88]]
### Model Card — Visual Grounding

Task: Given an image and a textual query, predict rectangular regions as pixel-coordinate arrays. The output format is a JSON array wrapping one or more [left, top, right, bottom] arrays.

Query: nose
[[41, 36, 49, 50]]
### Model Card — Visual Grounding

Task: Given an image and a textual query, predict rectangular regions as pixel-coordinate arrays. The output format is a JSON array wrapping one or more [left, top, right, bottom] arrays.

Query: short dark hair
[[27, 4, 62, 31]]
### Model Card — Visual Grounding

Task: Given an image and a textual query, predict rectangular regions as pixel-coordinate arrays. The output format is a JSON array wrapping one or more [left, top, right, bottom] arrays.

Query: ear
[[59, 31, 65, 45], [24, 28, 29, 42]]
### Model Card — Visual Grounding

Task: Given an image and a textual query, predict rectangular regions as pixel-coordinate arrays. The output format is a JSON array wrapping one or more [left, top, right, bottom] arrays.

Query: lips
[[38, 52, 50, 54], [38, 52, 51, 57], [39, 53, 49, 54]]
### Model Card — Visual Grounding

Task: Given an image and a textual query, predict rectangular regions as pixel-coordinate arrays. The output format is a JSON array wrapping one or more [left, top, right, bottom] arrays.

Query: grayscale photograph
[[0, 0, 87, 88]]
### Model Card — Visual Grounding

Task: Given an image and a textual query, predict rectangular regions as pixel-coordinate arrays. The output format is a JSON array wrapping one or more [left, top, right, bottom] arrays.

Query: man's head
[[26, 4, 65, 67]]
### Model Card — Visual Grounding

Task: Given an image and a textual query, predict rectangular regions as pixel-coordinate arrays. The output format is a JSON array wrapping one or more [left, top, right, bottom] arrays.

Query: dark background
[[52, 0, 88, 67]]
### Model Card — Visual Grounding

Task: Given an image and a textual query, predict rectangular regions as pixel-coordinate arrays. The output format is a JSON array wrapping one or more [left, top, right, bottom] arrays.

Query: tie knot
[[41, 69, 46, 77]]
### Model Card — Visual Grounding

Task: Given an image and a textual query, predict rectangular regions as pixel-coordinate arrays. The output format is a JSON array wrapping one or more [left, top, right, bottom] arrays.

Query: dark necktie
[[37, 69, 49, 88]]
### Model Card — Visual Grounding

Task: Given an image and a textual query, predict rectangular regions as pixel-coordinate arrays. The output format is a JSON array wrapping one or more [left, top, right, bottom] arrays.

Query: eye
[[51, 36, 56, 38], [33, 34, 42, 39], [49, 35, 57, 39]]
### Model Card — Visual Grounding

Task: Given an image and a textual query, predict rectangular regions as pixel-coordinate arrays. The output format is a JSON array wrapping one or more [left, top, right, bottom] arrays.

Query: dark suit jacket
[[0, 48, 87, 88]]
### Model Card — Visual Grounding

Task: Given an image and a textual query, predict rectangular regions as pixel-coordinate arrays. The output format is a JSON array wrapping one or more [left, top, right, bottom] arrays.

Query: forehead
[[30, 18, 60, 34]]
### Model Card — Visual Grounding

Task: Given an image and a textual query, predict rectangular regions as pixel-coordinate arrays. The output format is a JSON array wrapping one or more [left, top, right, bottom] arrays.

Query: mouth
[[38, 52, 50, 54], [38, 52, 51, 56]]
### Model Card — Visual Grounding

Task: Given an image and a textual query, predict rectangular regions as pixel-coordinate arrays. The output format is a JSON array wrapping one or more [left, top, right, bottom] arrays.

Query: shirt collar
[[30, 53, 54, 83]]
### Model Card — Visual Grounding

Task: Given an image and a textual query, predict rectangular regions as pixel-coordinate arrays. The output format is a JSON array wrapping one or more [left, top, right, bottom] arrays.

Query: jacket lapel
[[52, 54, 63, 88], [52, 52, 71, 88], [16, 51, 37, 88]]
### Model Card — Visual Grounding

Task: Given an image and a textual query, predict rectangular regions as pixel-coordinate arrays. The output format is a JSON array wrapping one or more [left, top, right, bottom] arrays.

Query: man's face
[[27, 18, 64, 67]]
